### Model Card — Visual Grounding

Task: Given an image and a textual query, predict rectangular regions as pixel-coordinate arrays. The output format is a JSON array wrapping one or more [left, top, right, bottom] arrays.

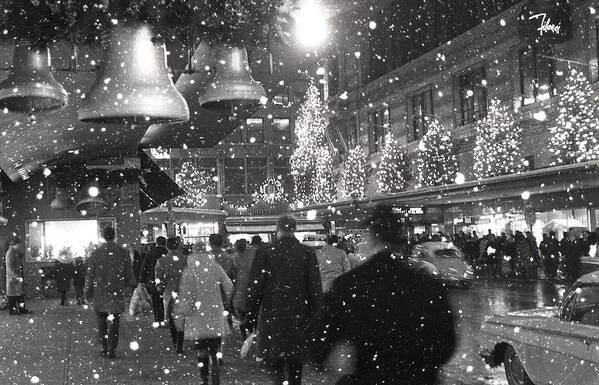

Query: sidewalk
[[0, 299, 485, 385], [0, 299, 337, 385]]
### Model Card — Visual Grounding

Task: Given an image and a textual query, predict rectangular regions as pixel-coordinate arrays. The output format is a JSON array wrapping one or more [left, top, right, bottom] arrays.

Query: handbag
[[129, 284, 152, 317], [240, 332, 257, 359]]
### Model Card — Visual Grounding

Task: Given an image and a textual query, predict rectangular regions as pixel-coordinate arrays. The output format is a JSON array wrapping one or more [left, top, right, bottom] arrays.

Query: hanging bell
[[0, 42, 68, 113], [75, 182, 109, 215], [78, 23, 189, 124], [50, 187, 74, 210], [198, 45, 267, 112]]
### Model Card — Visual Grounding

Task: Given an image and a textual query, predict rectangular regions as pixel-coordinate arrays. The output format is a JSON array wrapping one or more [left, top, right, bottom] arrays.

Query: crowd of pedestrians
[[437, 227, 598, 285], [71, 205, 456, 385]]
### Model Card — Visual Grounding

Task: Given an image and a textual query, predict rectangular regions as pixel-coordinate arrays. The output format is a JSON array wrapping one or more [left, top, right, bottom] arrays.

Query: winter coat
[[311, 250, 456, 385], [213, 249, 238, 282], [174, 252, 234, 340], [73, 262, 86, 287], [51, 261, 74, 292], [246, 236, 322, 363], [5, 247, 24, 296], [515, 238, 533, 267], [84, 242, 136, 313], [232, 247, 257, 313], [138, 246, 167, 293], [155, 251, 187, 317], [315, 245, 350, 292]]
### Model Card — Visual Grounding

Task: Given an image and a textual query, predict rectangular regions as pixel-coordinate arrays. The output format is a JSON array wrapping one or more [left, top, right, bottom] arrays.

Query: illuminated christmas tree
[[549, 68, 599, 165], [340, 145, 368, 198], [290, 83, 336, 205], [172, 161, 215, 208], [377, 134, 409, 193], [416, 118, 458, 187], [473, 99, 522, 179]]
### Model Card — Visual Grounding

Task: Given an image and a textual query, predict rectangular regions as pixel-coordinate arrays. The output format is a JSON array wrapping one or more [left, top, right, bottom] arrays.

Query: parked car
[[480, 272, 599, 385], [411, 242, 474, 288]]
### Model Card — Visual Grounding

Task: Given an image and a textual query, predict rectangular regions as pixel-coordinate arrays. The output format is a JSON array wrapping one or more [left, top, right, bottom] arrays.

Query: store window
[[247, 157, 267, 194], [368, 108, 389, 154], [272, 118, 292, 144], [273, 88, 290, 106], [459, 67, 487, 125], [27, 219, 116, 262], [519, 46, 555, 106], [224, 158, 245, 194], [411, 89, 433, 141], [245, 117, 264, 143], [274, 157, 293, 196]]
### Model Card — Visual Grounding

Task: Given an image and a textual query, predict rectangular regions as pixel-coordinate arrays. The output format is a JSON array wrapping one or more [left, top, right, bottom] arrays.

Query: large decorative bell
[[78, 23, 189, 124], [198, 45, 267, 112], [50, 188, 74, 210], [0, 42, 68, 113], [75, 181, 109, 215]]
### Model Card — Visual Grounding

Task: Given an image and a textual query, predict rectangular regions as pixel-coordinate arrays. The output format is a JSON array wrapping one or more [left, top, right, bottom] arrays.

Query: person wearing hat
[[246, 215, 322, 385], [5, 236, 31, 315], [310, 204, 456, 385]]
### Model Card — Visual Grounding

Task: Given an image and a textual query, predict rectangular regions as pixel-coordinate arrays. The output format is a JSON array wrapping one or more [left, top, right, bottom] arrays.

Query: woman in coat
[[174, 245, 233, 385], [5, 237, 30, 315]]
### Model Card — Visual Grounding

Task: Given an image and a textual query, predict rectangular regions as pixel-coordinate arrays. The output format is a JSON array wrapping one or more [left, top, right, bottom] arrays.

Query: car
[[479, 272, 599, 385], [411, 241, 474, 288]]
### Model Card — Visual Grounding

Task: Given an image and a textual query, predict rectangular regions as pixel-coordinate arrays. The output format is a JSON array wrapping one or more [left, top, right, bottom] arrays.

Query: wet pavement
[[0, 279, 567, 385]]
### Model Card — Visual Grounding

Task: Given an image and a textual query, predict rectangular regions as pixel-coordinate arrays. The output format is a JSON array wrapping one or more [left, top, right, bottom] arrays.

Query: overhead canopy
[[226, 222, 324, 234], [141, 207, 227, 225]]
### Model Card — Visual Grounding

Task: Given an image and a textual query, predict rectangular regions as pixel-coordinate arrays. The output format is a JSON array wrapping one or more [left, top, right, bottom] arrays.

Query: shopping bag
[[240, 332, 257, 359], [129, 284, 152, 317]]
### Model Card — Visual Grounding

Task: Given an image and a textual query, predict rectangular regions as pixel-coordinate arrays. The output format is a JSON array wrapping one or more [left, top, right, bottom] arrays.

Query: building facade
[[299, 0, 599, 240]]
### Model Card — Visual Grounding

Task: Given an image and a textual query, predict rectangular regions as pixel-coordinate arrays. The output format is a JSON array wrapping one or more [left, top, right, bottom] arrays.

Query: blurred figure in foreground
[[311, 205, 456, 385]]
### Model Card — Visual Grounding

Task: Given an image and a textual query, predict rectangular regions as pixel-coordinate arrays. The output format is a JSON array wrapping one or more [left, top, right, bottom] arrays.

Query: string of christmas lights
[[172, 161, 215, 208], [377, 134, 409, 193], [340, 145, 368, 198], [549, 68, 599, 165], [290, 83, 336, 205], [473, 99, 523, 179], [416, 117, 458, 187]]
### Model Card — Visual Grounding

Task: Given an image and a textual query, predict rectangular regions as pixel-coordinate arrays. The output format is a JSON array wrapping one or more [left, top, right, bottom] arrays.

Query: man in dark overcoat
[[85, 226, 135, 358], [247, 215, 322, 385]]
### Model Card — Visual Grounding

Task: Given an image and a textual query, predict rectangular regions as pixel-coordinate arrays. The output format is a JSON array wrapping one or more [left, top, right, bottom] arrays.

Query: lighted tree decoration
[[340, 145, 368, 198], [172, 161, 215, 208], [416, 118, 458, 187], [290, 83, 336, 205], [549, 68, 599, 165], [257, 178, 286, 205], [377, 134, 410, 193], [472, 99, 523, 179]]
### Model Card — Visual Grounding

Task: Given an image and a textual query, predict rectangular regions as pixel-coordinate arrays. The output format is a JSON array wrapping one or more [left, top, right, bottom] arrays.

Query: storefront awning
[[226, 222, 325, 234], [138, 150, 185, 212], [141, 207, 227, 225]]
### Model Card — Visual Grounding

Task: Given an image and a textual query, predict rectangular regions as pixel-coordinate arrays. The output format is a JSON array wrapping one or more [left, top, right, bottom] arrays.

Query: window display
[[27, 219, 115, 262]]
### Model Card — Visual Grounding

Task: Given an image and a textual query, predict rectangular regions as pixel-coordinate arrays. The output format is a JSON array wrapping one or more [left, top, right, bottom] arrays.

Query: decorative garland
[[257, 178, 286, 204]]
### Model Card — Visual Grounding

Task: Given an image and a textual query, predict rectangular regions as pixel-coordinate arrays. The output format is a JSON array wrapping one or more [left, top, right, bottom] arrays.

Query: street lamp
[[295, 0, 328, 48]]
